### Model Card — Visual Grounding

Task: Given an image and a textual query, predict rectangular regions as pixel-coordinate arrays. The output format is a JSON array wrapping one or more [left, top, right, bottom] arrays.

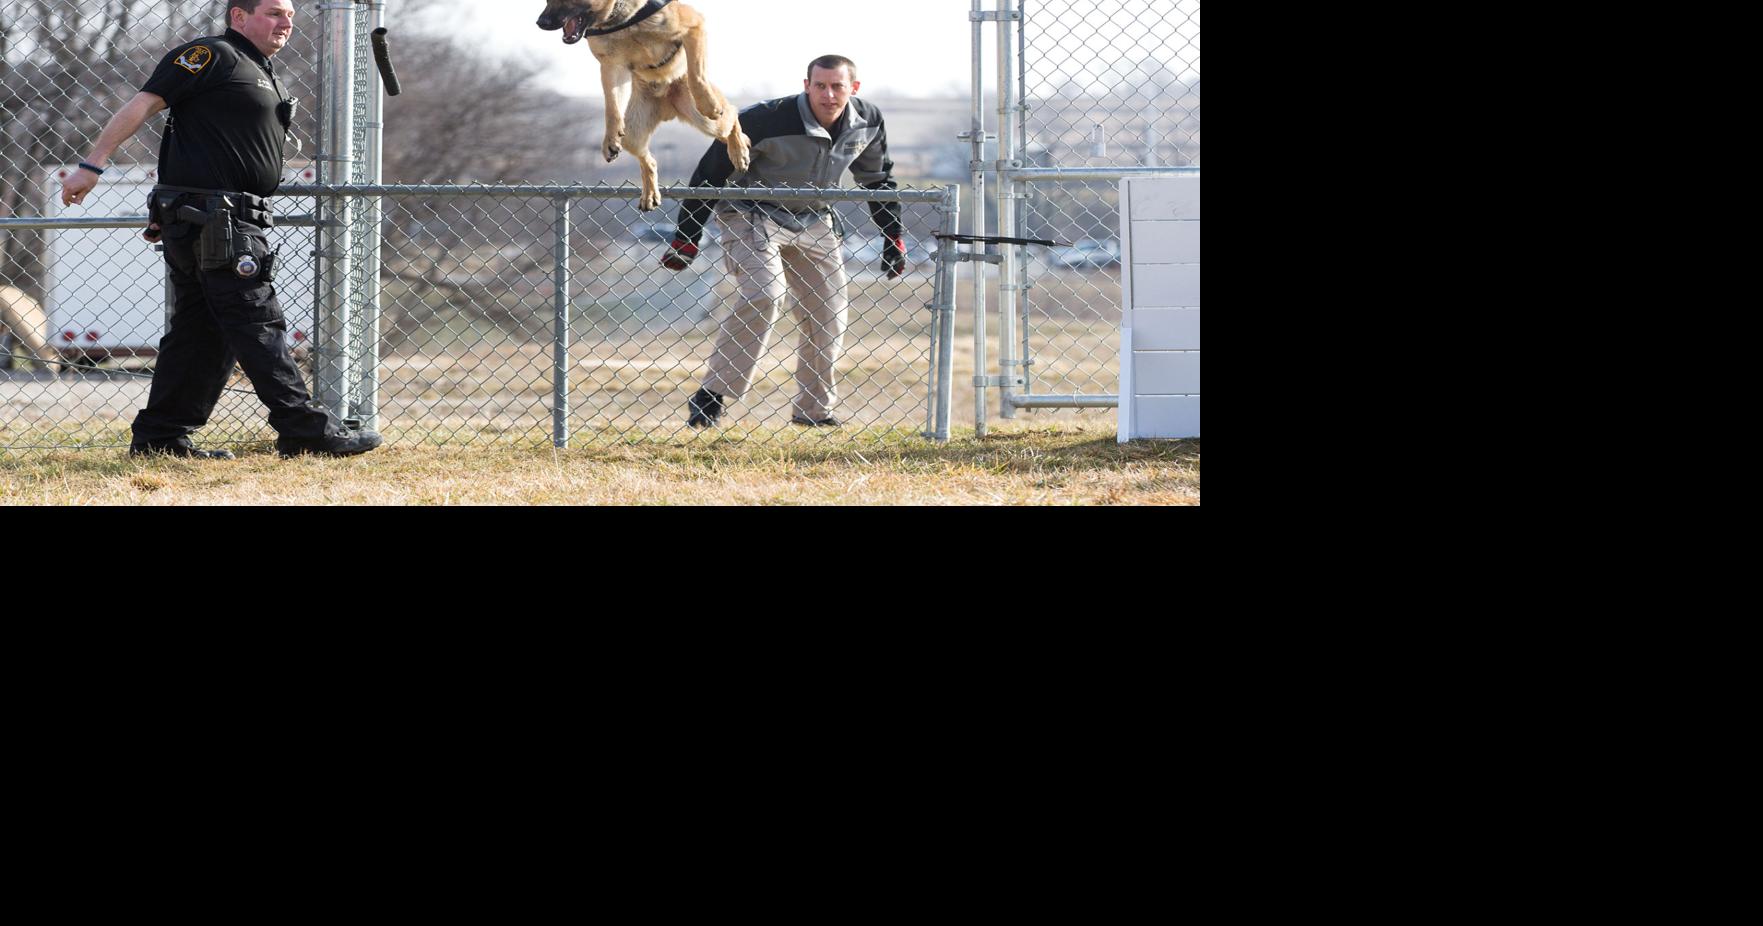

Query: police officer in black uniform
[[60, 0, 380, 459]]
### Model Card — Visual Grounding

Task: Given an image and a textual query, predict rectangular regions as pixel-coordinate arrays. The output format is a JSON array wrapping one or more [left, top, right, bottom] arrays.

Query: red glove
[[882, 236, 906, 279], [660, 238, 698, 271]]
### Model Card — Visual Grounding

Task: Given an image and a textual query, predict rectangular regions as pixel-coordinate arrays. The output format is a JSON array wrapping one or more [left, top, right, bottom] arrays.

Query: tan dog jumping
[[536, 0, 752, 211]]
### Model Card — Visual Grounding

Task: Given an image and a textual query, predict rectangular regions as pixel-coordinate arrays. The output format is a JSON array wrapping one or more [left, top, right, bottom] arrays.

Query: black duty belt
[[153, 185, 271, 211]]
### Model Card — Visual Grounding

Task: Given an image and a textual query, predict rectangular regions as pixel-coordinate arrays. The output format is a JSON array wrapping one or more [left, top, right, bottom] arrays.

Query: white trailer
[[42, 163, 317, 364]]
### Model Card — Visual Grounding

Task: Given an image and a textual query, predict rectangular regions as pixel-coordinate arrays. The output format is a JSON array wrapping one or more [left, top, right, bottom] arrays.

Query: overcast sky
[[396, 0, 981, 100]]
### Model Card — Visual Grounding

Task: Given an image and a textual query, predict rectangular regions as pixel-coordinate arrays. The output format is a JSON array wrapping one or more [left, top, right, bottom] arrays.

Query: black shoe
[[277, 428, 383, 458], [790, 415, 841, 427], [129, 440, 236, 460], [687, 388, 724, 428]]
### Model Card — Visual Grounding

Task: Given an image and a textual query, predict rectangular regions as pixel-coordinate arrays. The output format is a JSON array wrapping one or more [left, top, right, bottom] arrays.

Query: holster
[[198, 201, 238, 271]]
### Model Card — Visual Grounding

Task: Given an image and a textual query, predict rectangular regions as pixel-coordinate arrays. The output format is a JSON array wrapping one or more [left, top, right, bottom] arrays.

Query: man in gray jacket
[[660, 55, 903, 428]]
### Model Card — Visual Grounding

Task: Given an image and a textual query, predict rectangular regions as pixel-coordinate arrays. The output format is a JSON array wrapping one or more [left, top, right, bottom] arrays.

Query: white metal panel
[[1131, 308, 1200, 350], [1127, 178, 1201, 221], [1129, 263, 1200, 308], [1130, 220, 1200, 263], [1132, 351, 1200, 395], [1121, 178, 1200, 441], [1134, 396, 1201, 438]]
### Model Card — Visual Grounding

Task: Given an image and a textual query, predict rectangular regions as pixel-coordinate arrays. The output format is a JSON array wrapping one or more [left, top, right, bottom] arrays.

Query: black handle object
[[371, 28, 402, 97]]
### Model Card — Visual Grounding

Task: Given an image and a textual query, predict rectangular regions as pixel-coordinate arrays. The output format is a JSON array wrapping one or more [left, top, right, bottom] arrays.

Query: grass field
[[0, 424, 1198, 505]]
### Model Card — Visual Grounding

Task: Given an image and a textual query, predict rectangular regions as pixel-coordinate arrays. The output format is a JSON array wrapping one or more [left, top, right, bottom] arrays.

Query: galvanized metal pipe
[[0, 216, 327, 230], [280, 183, 944, 202], [1009, 394, 1117, 408], [553, 196, 571, 449], [996, 0, 1018, 420], [971, 0, 989, 438], [355, 0, 385, 431], [935, 185, 961, 442], [317, 0, 357, 419], [1012, 167, 1202, 182], [1018, 0, 1034, 400]]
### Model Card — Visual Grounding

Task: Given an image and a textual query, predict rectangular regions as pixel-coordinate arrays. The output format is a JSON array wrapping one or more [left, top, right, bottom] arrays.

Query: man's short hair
[[223, 0, 267, 24], [806, 55, 858, 83]]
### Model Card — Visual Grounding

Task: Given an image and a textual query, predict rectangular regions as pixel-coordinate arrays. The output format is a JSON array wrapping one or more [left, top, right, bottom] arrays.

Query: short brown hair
[[806, 55, 858, 83], [223, 0, 267, 24]]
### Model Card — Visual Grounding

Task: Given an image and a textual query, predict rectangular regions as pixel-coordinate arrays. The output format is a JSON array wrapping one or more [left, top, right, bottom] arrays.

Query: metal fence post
[[353, 0, 385, 431], [317, 0, 357, 421], [996, 0, 1020, 420], [553, 196, 571, 449], [935, 184, 961, 442], [970, 0, 989, 438]]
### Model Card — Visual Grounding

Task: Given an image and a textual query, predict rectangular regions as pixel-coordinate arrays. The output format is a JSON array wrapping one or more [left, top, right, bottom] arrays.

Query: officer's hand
[[882, 236, 906, 279], [660, 237, 698, 272], [61, 168, 99, 207], [142, 222, 162, 244]]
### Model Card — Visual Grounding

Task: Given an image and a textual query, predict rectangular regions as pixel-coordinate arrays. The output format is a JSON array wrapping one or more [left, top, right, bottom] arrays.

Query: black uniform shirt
[[142, 29, 290, 197]]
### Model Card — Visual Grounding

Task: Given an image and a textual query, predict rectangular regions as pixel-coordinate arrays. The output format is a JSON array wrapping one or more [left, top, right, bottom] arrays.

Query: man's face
[[233, 1, 296, 57], [804, 65, 860, 129]]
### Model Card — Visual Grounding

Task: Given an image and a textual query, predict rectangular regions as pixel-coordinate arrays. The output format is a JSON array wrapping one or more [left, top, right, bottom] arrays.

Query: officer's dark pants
[[130, 222, 338, 444]]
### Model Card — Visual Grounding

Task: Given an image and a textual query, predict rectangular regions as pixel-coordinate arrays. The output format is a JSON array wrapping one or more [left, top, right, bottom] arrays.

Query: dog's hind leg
[[680, 26, 724, 122], [669, 83, 751, 173], [600, 63, 634, 162]]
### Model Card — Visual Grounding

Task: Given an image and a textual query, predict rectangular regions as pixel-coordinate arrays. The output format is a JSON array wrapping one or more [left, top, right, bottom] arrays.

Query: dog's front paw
[[603, 137, 623, 163], [729, 133, 752, 172], [639, 187, 662, 212]]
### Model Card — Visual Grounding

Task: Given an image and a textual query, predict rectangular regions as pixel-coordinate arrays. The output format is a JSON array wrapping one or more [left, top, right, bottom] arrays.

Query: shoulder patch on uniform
[[176, 45, 213, 74]]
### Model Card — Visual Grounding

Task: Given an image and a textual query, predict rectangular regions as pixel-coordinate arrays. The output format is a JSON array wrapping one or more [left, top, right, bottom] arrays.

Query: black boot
[[129, 438, 236, 460], [687, 388, 724, 428], [277, 427, 383, 458]]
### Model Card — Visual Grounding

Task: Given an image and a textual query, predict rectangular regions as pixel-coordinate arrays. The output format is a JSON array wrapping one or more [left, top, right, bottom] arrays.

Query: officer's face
[[233, 0, 296, 57], [804, 65, 860, 130]]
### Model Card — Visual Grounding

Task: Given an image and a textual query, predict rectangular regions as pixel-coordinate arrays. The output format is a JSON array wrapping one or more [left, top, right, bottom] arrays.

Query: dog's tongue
[[563, 15, 584, 44]]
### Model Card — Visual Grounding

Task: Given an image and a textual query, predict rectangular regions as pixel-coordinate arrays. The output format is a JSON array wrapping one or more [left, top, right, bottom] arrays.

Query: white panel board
[[1130, 221, 1200, 264], [1134, 396, 1201, 439], [1128, 178, 1201, 221], [1131, 308, 1200, 350], [1132, 351, 1200, 395], [1130, 264, 1200, 308]]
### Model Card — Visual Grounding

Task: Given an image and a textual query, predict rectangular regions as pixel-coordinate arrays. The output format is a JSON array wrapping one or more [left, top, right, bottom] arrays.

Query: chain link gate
[[969, 0, 1199, 435], [2, 1, 961, 454]]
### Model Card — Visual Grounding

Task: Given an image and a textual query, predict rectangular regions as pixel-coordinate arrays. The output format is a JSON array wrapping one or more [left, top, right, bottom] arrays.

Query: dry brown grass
[[0, 424, 1198, 506]]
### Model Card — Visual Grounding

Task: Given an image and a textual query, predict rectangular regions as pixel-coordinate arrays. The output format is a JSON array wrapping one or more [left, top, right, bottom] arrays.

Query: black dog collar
[[584, 0, 674, 36]]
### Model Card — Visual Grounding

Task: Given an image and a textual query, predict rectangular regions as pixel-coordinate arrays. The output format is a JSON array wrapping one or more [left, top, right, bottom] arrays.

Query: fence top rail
[[1008, 167, 1201, 183], [279, 183, 951, 204]]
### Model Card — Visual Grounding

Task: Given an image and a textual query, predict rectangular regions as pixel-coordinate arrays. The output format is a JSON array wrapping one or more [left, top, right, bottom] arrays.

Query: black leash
[[585, 0, 675, 36], [934, 233, 1061, 247]]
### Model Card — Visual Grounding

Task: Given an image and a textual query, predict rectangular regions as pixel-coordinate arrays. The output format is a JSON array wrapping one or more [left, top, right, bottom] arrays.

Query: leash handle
[[371, 28, 401, 97]]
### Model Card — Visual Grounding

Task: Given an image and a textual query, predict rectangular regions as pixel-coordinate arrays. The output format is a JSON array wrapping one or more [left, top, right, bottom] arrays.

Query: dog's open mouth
[[562, 15, 587, 44]]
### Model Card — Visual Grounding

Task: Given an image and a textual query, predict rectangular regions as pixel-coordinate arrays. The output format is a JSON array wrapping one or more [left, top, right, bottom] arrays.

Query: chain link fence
[[2, 0, 324, 450], [4, 0, 1199, 456], [1009, 0, 1199, 417], [2, 1, 959, 454]]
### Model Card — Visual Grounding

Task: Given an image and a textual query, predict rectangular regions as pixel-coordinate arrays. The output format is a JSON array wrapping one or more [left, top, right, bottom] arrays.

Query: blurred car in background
[[1049, 237, 1120, 269]]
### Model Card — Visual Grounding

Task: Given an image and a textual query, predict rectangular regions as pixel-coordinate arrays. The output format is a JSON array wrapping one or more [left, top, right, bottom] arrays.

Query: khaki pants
[[702, 210, 848, 420]]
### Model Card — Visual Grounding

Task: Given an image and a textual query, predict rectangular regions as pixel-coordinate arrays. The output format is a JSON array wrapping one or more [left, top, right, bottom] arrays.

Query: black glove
[[660, 237, 698, 271], [882, 236, 906, 279]]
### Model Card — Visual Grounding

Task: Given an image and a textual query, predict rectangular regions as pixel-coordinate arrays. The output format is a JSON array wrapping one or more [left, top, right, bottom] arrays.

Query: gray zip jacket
[[674, 93, 901, 245]]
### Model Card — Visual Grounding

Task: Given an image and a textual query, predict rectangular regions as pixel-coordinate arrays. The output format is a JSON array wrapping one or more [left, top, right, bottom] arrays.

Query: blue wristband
[[77, 162, 105, 175]]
